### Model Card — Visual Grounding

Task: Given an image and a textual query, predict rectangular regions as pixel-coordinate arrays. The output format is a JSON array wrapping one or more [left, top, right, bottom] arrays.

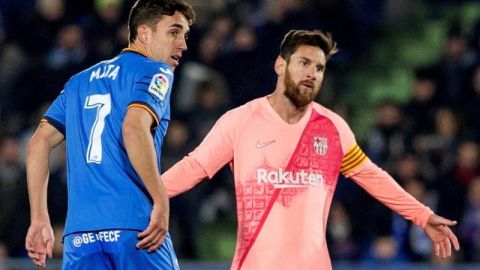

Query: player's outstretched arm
[[123, 107, 169, 253], [25, 122, 64, 268], [424, 214, 460, 259]]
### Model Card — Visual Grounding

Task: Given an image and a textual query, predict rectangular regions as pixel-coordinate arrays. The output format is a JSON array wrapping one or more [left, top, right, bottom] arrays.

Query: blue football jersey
[[44, 49, 174, 235]]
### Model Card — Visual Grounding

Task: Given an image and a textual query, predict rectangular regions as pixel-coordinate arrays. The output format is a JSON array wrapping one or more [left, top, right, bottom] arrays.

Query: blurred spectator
[[0, 11, 5, 44], [459, 177, 480, 262], [311, 0, 374, 63], [366, 101, 409, 171], [162, 120, 195, 170], [208, 13, 235, 54], [45, 23, 88, 72], [391, 153, 434, 187], [0, 42, 27, 132], [10, 23, 89, 132], [393, 179, 434, 262], [48, 143, 67, 225], [15, 0, 66, 60], [327, 201, 358, 260], [430, 23, 473, 109], [362, 101, 411, 243], [162, 120, 200, 259], [86, 0, 126, 61], [254, 0, 316, 91], [469, 17, 480, 65], [464, 64, 480, 141], [0, 241, 6, 259], [174, 31, 229, 113], [364, 235, 403, 263], [414, 107, 461, 171], [218, 25, 264, 107], [403, 67, 439, 136], [437, 141, 480, 222], [187, 0, 226, 28], [0, 135, 29, 257], [188, 80, 229, 143]]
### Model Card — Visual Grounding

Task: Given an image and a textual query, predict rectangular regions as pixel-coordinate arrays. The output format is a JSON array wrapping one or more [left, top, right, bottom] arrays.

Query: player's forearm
[[123, 121, 168, 211], [349, 161, 433, 227], [26, 123, 64, 222], [26, 135, 52, 222], [162, 155, 208, 197]]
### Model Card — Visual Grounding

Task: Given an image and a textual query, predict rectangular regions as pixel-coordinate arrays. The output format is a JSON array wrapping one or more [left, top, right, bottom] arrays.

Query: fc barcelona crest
[[313, 137, 328, 155]]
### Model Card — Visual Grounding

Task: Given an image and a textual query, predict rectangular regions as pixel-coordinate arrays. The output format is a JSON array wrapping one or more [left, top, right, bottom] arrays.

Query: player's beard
[[283, 69, 320, 108]]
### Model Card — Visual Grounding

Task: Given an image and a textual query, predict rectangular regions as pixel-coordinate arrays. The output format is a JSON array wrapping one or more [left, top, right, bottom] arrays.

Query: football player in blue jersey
[[25, 0, 195, 269]]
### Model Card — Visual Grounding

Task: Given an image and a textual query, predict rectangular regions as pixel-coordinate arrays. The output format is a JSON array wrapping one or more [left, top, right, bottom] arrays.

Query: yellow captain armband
[[340, 144, 367, 175]]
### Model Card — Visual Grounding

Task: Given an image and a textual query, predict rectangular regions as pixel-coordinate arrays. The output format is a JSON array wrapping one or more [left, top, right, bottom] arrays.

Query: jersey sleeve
[[128, 63, 174, 126], [162, 110, 236, 196], [189, 111, 236, 178], [332, 111, 433, 227], [42, 89, 66, 136], [162, 156, 209, 197], [348, 161, 433, 227], [327, 111, 368, 176]]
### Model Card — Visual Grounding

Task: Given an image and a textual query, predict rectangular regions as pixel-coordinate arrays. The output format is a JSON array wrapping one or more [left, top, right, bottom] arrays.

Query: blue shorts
[[62, 230, 179, 270]]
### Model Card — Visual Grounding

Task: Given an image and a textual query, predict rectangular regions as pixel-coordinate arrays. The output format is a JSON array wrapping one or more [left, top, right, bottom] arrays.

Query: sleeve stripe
[[128, 103, 159, 126], [42, 116, 66, 136], [341, 146, 362, 165], [340, 144, 367, 174], [341, 151, 365, 169], [342, 144, 360, 158], [341, 155, 367, 174]]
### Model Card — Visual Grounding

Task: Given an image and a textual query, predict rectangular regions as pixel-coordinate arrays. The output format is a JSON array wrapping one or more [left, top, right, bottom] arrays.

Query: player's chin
[[168, 59, 179, 69]]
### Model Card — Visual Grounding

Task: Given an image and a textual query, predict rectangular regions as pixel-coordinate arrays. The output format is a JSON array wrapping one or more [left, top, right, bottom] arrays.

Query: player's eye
[[170, 30, 179, 37]]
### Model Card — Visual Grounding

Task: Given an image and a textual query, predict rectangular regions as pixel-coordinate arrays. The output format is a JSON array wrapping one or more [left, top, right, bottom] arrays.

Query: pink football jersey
[[162, 97, 433, 270]]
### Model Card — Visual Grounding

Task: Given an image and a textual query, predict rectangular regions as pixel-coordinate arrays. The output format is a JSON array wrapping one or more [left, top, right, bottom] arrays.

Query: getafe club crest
[[313, 137, 328, 155]]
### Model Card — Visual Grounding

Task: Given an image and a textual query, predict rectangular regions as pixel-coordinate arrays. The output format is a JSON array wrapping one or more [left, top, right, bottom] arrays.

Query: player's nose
[[306, 66, 316, 79], [178, 37, 187, 51]]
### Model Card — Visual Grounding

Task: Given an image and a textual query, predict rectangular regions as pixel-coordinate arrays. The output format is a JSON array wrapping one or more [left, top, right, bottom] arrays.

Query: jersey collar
[[121, 48, 148, 58]]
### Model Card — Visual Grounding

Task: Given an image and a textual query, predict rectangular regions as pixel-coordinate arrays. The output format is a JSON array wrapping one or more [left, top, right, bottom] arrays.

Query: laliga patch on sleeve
[[148, 73, 169, 101]]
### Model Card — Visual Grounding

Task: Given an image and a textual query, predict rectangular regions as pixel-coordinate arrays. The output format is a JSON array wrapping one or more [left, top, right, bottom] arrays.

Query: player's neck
[[267, 92, 309, 124], [128, 42, 152, 59]]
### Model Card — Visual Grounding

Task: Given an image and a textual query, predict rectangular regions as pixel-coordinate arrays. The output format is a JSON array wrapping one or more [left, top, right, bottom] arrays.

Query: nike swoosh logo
[[256, 140, 276, 148]]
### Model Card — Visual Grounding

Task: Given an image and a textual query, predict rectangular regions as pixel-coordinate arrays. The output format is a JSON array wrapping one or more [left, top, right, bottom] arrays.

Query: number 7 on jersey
[[85, 94, 111, 164]]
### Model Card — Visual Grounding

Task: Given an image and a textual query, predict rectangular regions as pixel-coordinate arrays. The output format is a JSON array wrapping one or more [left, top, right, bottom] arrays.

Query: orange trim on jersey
[[40, 119, 48, 123], [122, 48, 147, 58], [127, 104, 159, 125], [340, 144, 367, 175]]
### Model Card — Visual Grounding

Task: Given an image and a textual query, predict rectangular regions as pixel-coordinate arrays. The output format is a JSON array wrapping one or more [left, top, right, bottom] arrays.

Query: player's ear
[[274, 56, 286, 76], [137, 25, 151, 44]]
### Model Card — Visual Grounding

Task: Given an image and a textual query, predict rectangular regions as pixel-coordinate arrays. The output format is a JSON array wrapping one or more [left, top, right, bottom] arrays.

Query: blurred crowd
[[0, 0, 479, 265]]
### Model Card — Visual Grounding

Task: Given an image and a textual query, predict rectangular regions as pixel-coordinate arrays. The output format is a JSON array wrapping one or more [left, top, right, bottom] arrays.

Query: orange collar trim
[[122, 48, 147, 58]]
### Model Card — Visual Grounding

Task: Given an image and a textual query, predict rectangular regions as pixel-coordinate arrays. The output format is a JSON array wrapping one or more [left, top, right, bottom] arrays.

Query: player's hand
[[424, 214, 460, 259], [25, 220, 54, 268], [137, 203, 169, 252]]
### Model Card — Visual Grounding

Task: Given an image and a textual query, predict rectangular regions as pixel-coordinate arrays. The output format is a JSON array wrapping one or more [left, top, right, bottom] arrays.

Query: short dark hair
[[128, 0, 196, 43], [279, 30, 338, 62]]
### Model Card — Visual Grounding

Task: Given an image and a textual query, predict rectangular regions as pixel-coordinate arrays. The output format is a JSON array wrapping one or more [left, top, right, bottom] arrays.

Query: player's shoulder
[[224, 97, 262, 118], [121, 50, 173, 76], [215, 97, 263, 128], [312, 102, 341, 119], [311, 102, 351, 130]]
